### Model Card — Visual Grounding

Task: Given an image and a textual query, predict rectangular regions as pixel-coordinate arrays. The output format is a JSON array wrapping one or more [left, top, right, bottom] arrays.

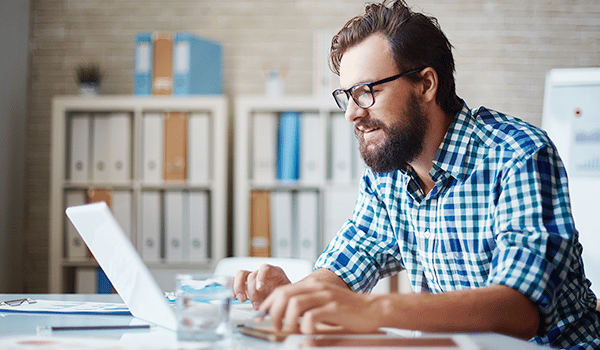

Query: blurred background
[[1, 0, 599, 293]]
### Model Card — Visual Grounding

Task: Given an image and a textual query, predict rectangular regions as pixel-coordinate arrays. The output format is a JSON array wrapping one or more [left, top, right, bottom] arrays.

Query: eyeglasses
[[332, 68, 425, 112]]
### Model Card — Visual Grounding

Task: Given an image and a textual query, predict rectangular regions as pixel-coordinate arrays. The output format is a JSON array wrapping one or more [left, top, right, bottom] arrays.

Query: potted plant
[[75, 63, 102, 95]]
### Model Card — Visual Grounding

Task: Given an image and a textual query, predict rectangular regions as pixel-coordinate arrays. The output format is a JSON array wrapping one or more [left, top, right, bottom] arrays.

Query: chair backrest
[[214, 257, 314, 283]]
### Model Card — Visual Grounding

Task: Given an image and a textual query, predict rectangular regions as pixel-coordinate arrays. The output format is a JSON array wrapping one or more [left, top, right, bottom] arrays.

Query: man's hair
[[330, 0, 462, 117]]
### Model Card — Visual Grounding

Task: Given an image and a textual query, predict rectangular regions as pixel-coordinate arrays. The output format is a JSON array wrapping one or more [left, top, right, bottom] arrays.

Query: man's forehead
[[338, 34, 397, 89]]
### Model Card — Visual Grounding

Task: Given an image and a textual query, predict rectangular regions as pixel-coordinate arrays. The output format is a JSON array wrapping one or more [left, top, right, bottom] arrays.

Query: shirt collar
[[431, 102, 476, 182]]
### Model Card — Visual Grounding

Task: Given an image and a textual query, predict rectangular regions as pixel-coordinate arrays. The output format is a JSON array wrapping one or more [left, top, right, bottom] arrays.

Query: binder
[[141, 191, 161, 262], [331, 113, 353, 183], [277, 111, 301, 181], [152, 33, 173, 95], [300, 112, 326, 184], [133, 32, 153, 95], [111, 191, 132, 242], [163, 112, 188, 181], [65, 190, 88, 259], [297, 191, 319, 261], [252, 112, 278, 183], [87, 188, 112, 208], [91, 114, 111, 182], [323, 187, 358, 248], [107, 113, 131, 182], [250, 190, 271, 257], [173, 32, 223, 95], [68, 113, 91, 182], [270, 191, 294, 258], [188, 112, 211, 183], [165, 191, 185, 262], [142, 113, 164, 183], [96, 267, 114, 294], [75, 268, 97, 294], [188, 191, 209, 262]]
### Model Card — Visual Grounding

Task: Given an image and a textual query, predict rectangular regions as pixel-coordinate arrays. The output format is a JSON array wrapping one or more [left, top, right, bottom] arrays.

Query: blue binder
[[173, 32, 223, 95], [277, 112, 301, 181], [96, 268, 114, 294], [133, 33, 153, 95]]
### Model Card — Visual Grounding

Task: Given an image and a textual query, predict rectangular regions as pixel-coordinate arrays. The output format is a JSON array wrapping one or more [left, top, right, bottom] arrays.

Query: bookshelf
[[49, 95, 228, 293]]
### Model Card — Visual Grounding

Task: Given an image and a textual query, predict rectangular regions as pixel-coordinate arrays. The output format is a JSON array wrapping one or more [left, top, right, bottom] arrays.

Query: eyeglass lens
[[334, 85, 374, 112]]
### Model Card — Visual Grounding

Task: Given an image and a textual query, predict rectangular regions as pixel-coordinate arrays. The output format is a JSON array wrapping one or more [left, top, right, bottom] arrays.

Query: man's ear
[[418, 67, 438, 104]]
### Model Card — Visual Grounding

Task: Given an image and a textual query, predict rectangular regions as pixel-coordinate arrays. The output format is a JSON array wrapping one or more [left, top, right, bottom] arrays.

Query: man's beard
[[355, 93, 428, 173]]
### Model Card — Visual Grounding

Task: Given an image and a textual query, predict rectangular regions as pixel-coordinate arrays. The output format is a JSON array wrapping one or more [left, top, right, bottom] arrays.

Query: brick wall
[[25, 0, 600, 292]]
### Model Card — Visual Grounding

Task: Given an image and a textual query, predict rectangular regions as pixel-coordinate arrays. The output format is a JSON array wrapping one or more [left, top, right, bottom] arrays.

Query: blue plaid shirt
[[315, 103, 600, 349]]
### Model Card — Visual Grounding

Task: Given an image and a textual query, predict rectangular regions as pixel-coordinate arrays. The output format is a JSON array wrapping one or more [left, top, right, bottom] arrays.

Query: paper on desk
[[0, 299, 130, 315]]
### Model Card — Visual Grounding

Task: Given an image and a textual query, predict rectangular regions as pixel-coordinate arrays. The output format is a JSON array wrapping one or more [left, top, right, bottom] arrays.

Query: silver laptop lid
[[66, 202, 177, 330]]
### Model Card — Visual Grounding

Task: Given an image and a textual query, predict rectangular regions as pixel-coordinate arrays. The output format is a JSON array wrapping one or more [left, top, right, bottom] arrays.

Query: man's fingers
[[233, 270, 251, 303]]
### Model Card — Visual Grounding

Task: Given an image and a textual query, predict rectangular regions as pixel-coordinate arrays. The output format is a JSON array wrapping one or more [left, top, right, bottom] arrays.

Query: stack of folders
[[249, 112, 364, 260], [252, 111, 363, 185], [133, 32, 222, 96], [66, 110, 213, 293]]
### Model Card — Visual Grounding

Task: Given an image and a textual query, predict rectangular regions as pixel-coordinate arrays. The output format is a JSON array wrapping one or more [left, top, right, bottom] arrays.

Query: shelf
[[49, 95, 228, 293]]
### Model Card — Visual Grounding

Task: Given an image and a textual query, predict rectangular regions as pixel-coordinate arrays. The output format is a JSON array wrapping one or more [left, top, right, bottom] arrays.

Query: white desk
[[0, 294, 552, 349]]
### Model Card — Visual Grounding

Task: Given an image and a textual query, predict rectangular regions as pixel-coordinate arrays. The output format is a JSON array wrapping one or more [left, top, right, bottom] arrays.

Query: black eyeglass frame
[[332, 67, 425, 111]]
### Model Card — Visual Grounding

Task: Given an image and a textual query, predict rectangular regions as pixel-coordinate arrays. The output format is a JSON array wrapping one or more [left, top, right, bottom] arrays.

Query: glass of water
[[175, 273, 233, 341]]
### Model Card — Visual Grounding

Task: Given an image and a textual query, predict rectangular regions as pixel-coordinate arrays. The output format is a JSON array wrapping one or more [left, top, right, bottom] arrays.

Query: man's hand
[[233, 264, 292, 309], [258, 277, 382, 334]]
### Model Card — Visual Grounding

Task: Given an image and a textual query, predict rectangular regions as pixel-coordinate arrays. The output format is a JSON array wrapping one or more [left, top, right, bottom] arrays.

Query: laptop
[[66, 201, 182, 330]]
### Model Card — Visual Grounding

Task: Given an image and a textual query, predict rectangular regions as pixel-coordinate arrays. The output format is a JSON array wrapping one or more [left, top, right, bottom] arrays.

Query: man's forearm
[[374, 284, 540, 339]]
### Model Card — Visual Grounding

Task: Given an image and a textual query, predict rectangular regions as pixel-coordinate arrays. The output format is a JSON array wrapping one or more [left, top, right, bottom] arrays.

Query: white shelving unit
[[49, 95, 228, 293], [233, 95, 363, 258]]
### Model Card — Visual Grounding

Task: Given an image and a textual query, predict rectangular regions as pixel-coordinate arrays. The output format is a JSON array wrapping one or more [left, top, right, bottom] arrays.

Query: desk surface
[[0, 294, 551, 350]]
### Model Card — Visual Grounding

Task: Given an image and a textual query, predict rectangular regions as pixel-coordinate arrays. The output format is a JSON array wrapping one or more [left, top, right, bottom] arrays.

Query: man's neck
[[409, 107, 453, 195]]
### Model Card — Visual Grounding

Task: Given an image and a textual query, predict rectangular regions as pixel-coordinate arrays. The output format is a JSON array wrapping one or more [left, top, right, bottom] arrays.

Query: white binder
[[165, 191, 185, 262], [331, 113, 353, 183], [111, 191, 132, 242], [188, 112, 211, 183], [300, 113, 326, 184], [75, 268, 97, 294], [323, 187, 358, 248], [65, 191, 87, 259], [297, 191, 319, 261], [69, 113, 90, 183], [108, 113, 131, 182], [188, 191, 208, 262], [270, 191, 294, 258], [91, 114, 111, 182], [142, 113, 164, 183], [252, 112, 278, 183], [141, 191, 161, 262]]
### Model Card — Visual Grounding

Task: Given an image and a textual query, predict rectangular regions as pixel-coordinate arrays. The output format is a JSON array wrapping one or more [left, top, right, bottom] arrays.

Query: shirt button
[[424, 230, 431, 238]]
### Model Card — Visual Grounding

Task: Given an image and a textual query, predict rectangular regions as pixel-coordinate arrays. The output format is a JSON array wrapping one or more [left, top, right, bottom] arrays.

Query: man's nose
[[344, 98, 367, 123]]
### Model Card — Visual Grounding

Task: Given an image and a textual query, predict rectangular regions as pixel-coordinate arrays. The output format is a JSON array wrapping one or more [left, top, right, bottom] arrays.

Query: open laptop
[[66, 201, 185, 330]]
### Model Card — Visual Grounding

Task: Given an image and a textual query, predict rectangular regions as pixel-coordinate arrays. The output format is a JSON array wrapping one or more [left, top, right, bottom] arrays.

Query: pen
[[44, 324, 152, 331]]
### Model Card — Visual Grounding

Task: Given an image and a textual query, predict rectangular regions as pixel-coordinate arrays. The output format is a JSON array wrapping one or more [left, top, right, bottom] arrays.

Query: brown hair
[[330, 0, 462, 116]]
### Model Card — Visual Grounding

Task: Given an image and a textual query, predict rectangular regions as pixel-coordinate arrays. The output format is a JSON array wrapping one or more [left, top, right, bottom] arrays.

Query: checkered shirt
[[315, 103, 600, 349]]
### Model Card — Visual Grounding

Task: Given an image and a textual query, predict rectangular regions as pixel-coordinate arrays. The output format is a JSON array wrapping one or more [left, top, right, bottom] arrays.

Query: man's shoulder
[[470, 106, 551, 156]]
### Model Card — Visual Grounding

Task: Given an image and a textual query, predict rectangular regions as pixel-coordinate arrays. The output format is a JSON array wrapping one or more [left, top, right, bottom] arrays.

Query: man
[[234, 1, 600, 348]]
